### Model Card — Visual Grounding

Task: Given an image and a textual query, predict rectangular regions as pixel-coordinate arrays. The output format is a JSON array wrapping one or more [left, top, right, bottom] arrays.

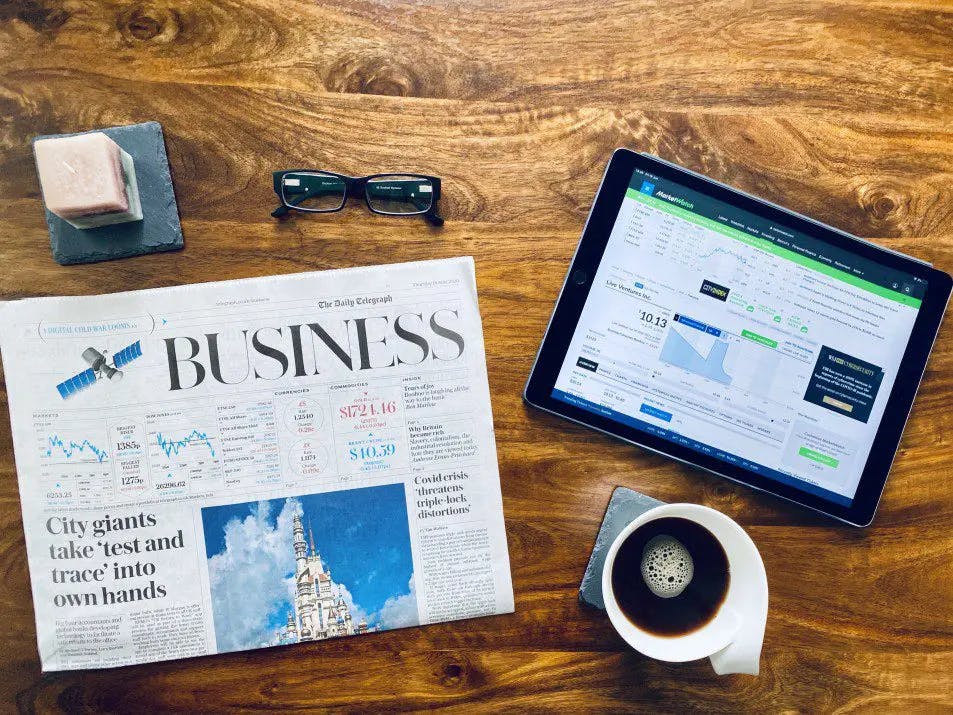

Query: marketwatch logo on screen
[[654, 190, 694, 211], [162, 310, 465, 391]]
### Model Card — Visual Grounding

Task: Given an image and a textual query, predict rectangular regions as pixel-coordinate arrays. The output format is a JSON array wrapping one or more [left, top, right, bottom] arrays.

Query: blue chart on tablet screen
[[659, 318, 732, 385]]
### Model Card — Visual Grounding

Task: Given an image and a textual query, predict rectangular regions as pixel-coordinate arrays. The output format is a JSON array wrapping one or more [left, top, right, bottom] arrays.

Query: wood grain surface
[[1, 0, 951, 712]]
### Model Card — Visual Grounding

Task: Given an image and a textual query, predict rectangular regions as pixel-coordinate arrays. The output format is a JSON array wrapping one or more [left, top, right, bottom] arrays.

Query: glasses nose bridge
[[349, 176, 369, 198]]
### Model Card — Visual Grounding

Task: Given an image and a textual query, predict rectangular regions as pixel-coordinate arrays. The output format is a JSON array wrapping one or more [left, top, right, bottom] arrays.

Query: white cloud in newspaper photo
[[206, 498, 300, 652], [375, 576, 419, 630]]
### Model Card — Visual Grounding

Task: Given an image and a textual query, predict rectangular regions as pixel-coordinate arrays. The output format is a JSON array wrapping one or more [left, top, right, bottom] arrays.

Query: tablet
[[525, 149, 951, 526]]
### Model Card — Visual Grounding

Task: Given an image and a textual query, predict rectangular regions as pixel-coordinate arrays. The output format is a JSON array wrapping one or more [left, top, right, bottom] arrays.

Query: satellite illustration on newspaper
[[0, 257, 513, 671]]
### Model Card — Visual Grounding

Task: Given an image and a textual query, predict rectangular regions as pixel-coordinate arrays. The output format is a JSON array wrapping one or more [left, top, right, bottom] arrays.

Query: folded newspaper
[[0, 257, 513, 671]]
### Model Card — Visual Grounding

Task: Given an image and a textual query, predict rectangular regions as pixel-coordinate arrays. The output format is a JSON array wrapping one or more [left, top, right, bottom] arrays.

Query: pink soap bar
[[34, 133, 129, 219]]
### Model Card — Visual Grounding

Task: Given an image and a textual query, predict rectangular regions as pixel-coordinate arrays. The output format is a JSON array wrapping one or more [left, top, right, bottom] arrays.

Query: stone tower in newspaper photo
[[279, 512, 369, 644]]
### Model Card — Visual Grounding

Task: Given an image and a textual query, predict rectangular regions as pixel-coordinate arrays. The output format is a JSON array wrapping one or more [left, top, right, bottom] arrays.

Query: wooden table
[[1, 0, 951, 711]]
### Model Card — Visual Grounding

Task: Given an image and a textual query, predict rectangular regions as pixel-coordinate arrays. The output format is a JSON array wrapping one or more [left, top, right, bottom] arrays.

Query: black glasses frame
[[272, 170, 444, 226]]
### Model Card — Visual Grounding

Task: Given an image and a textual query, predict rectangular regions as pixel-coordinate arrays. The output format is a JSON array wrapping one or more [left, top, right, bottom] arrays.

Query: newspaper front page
[[0, 257, 513, 671]]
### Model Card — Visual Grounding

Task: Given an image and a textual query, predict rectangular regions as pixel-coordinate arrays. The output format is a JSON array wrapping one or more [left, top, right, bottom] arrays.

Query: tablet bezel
[[524, 149, 952, 526]]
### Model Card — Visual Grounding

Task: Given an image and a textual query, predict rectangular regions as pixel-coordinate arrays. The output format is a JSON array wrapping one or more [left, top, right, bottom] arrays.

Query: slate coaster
[[579, 487, 664, 610], [33, 121, 184, 265]]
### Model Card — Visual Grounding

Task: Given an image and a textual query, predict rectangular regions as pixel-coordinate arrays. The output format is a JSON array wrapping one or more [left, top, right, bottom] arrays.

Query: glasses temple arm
[[424, 207, 444, 227]]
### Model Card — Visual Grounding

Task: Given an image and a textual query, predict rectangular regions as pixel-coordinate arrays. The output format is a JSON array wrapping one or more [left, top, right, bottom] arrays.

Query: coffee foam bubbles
[[640, 534, 693, 598]]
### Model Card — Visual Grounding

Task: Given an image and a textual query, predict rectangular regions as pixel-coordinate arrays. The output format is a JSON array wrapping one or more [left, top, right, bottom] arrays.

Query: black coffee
[[611, 517, 729, 636]]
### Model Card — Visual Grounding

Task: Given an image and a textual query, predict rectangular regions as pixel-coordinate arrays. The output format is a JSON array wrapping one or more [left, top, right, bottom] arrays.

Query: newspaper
[[0, 257, 513, 671]]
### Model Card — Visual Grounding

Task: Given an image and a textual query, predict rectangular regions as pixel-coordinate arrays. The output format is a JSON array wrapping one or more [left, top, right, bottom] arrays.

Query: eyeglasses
[[271, 170, 444, 226]]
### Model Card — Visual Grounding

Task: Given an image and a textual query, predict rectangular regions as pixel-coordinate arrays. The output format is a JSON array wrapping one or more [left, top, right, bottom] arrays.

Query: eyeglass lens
[[366, 175, 434, 215], [281, 172, 347, 212]]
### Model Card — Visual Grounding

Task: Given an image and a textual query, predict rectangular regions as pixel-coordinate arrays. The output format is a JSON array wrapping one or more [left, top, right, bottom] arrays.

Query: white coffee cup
[[601, 503, 768, 675]]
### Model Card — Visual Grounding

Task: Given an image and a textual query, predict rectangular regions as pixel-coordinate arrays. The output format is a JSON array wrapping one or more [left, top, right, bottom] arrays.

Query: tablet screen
[[551, 166, 927, 506]]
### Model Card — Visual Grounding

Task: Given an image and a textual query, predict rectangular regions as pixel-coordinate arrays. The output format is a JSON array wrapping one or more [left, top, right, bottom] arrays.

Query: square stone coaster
[[579, 487, 664, 610], [33, 121, 183, 265]]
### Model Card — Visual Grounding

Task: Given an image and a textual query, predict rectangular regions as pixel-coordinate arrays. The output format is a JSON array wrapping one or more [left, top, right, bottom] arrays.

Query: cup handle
[[708, 595, 768, 675]]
